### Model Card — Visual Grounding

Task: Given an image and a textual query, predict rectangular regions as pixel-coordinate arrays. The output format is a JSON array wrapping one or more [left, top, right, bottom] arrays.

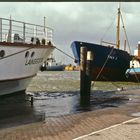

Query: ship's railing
[[100, 40, 116, 47], [0, 17, 53, 45]]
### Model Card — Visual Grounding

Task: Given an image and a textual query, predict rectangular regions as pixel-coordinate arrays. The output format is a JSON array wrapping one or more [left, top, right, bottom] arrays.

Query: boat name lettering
[[108, 55, 118, 60], [25, 58, 43, 65]]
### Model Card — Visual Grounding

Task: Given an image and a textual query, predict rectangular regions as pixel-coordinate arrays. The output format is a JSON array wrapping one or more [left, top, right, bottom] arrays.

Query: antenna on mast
[[119, 2, 121, 10], [116, 4, 121, 49], [7, 15, 12, 42], [44, 16, 46, 35]]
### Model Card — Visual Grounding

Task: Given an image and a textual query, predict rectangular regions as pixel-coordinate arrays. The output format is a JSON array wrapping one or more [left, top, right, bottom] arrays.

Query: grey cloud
[[0, 2, 140, 63]]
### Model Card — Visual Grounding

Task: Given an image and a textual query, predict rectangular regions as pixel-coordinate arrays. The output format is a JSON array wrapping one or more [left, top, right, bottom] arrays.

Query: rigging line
[[120, 12, 131, 54], [92, 47, 114, 86], [132, 67, 140, 83], [102, 76, 123, 89], [54, 46, 76, 61], [0, 46, 35, 60], [91, 75, 123, 91], [126, 67, 139, 83], [100, 13, 117, 44], [0, 45, 75, 62]]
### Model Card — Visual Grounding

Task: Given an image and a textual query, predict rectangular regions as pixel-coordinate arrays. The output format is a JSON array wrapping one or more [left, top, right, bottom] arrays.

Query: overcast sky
[[0, 2, 140, 64]]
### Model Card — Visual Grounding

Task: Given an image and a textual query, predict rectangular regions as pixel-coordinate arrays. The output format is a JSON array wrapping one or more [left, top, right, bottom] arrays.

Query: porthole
[[31, 52, 35, 57], [25, 51, 29, 58], [0, 50, 5, 57]]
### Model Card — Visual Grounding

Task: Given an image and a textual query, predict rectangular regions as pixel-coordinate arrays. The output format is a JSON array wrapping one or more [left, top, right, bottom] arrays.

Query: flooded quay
[[0, 71, 140, 130]]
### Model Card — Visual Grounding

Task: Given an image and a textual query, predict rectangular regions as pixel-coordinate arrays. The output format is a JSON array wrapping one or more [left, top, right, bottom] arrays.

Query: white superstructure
[[130, 42, 140, 68], [0, 17, 55, 95]]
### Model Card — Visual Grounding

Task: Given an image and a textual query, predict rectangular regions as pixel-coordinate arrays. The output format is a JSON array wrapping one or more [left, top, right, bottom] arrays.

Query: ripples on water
[[0, 71, 140, 129]]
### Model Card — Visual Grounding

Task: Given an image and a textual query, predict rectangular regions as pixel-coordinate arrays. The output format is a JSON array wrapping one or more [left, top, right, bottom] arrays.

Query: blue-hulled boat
[[126, 68, 140, 82], [125, 47, 140, 82], [40, 54, 64, 71], [71, 6, 133, 81]]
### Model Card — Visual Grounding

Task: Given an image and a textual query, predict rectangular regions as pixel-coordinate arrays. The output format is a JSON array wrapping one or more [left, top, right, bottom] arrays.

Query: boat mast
[[116, 5, 121, 49], [44, 16, 46, 35]]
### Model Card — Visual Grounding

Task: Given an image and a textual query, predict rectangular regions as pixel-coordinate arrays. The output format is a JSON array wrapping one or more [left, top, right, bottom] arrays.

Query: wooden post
[[80, 47, 87, 107], [80, 49, 93, 107], [85, 51, 93, 106]]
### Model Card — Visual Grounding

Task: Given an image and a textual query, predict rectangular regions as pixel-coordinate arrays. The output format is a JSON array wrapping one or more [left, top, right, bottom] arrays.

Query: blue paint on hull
[[46, 65, 64, 71], [71, 41, 133, 81], [126, 68, 140, 82], [126, 68, 140, 74]]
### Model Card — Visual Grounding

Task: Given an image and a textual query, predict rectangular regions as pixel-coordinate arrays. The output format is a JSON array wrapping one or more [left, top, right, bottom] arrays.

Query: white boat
[[40, 53, 64, 71], [126, 42, 140, 82], [0, 17, 55, 95]]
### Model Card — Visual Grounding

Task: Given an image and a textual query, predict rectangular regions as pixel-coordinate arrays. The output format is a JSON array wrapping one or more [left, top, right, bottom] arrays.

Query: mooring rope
[[91, 47, 125, 90], [0, 46, 34, 60], [132, 67, 140, 83], [101, 76, 125, 90], [54, 46, 76, 61], [95, 47, 114, 81], [55, 44, 126, 90], [0, 44, 75, 62]]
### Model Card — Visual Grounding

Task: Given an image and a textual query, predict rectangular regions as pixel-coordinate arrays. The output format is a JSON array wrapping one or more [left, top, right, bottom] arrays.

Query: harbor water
[[0, 71, 140, 129]]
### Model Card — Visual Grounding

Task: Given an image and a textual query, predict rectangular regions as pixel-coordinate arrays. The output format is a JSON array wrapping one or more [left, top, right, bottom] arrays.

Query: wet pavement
[[0, 89, 140, 140], [0, 71, 140, 139], [0, 89, 131, 130], [0, 71, 140, 129]]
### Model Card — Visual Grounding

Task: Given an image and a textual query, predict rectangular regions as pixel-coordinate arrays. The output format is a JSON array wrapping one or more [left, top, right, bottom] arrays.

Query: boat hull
[[0, 44, 54, 96], [0, 76, 33, 96], [0, 17, 55, 96], [126, 68, 140, 82], [71, 41, 132, 81], [46, 65, 64, 71], [40, 65, 64, 71]]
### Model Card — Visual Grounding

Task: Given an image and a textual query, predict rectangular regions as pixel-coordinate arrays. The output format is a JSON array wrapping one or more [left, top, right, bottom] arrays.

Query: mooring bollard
[[85, 51, 93, 106], [80, 47, 87, 107], [80, 49, 93, 107]]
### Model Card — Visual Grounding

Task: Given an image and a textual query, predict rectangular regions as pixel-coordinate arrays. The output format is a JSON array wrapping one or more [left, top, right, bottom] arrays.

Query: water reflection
[[0, 71, 139, 129], [0, 92, 45, 129], [27, 90, 129, 118], [27, 91, 80, 118], [0, 89, 135, 129]]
